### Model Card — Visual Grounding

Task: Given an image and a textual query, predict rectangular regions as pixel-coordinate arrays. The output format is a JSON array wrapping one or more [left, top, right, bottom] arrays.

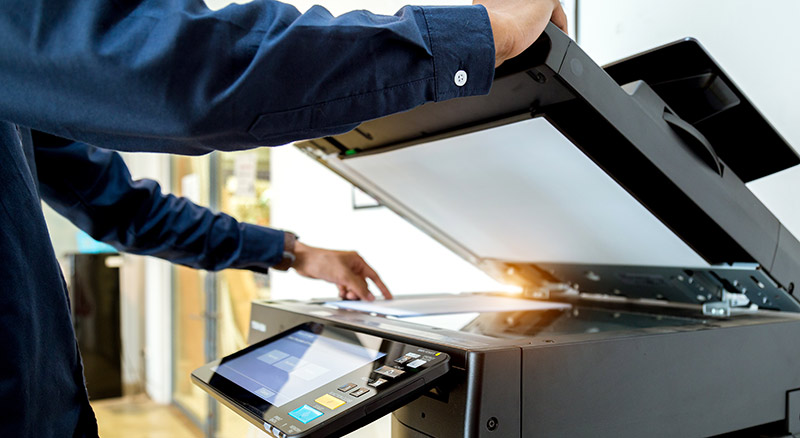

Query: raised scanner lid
[[296, 24, 800, 305], [330, 117, 707, 268]]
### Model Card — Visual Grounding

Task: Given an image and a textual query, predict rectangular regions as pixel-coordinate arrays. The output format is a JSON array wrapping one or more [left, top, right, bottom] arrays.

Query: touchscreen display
[[214, 329, 385, 407]]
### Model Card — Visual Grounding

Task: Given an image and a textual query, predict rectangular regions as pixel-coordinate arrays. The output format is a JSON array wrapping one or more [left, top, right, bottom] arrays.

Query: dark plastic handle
[[663, 111, 723, 176]]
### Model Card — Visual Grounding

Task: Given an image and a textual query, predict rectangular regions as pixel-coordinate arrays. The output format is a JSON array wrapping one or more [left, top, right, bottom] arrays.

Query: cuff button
[[454, 70, 468, 87]]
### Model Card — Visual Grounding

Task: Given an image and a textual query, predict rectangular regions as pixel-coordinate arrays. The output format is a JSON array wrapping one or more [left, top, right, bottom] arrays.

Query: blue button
[[288, 404, 323, 424]]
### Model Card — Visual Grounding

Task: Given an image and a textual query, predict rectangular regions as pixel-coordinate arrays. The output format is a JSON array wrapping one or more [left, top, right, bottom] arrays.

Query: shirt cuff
[[236, 224, 285, 273], [419, 5, 496, 102]]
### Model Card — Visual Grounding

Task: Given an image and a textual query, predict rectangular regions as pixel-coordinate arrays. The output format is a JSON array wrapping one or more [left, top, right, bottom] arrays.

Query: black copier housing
[[246, 24, 800, 437]]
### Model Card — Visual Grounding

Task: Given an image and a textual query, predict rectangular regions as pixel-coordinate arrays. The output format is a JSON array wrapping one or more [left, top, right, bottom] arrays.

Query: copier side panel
[[393, 348, 521, 438], [521, 319, 800, 437], [392, 369, 471, 438]]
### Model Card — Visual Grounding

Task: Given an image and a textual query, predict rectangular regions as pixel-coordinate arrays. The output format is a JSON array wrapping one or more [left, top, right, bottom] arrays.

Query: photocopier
[[204, 23, 800, 437]]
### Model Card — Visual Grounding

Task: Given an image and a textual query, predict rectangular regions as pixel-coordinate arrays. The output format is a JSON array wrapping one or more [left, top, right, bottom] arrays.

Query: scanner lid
[[296, 25, 800, 312]]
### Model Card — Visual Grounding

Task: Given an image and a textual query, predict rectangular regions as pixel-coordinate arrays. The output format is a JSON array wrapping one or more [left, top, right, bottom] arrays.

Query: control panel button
[[407, 359, 427, 369], [350, 387, 370, 397], [404, 352, 421, 359], [368, 378, 387, 388], [288, 405, 323, 424], [314, 394, 346, 410], [374, 365, 405, 379], [394, 356, 412, 365], [337, 383, 357, 392]]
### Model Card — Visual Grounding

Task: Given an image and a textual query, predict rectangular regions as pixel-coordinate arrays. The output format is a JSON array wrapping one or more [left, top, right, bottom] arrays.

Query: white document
[[326, 295, 571, 317]]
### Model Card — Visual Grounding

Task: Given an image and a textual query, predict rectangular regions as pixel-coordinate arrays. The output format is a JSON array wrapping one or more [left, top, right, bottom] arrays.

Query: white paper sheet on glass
[[326, 295, 571, 317]]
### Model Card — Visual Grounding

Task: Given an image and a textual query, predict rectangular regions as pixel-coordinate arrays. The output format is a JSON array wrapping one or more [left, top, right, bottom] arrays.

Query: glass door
[[215, 148, 273, 436], [170, 149, 272, 437], [170, 154, 213, 431]]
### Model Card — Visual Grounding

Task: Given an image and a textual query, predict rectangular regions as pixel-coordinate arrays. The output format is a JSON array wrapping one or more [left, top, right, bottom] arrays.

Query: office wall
[[266, 0, 511, 301], [577, 0, 800, 239]]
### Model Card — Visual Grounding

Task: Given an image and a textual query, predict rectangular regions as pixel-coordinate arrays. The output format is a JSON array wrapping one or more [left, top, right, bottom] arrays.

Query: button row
[[337, 382, 370, 398]]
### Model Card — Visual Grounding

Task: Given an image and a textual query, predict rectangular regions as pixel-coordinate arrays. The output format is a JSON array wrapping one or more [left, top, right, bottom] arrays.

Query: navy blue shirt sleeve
[[1, 1, 495, 154], [33, 135, 284, 272]]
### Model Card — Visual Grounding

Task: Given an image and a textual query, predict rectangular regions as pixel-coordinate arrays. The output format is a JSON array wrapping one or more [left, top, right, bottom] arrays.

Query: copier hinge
[[522, 283, 579, 301], [524, 288, 550, 300], [702, 290, 755, 317]]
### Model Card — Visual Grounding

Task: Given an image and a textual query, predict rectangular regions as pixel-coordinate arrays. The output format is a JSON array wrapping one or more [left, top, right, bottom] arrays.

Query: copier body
[[248, 296, 800, 437], [245, 24, 800, 437]]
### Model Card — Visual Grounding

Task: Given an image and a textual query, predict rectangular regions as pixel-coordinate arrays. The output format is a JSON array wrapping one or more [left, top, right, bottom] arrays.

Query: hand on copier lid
[[292, 242, 392, 301], [475, 0, 568, 66]]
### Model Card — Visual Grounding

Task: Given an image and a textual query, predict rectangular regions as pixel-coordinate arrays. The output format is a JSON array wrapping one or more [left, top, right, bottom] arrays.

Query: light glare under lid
[[333, 118, 708, 267]]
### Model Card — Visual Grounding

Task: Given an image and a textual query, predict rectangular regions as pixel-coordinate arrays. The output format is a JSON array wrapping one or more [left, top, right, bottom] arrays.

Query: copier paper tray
[[231, 23, 800, 438]]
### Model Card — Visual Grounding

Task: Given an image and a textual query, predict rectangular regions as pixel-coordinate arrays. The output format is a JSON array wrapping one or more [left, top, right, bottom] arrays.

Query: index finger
[[362, 263, 392, 299], [351, 254, 392, 299]]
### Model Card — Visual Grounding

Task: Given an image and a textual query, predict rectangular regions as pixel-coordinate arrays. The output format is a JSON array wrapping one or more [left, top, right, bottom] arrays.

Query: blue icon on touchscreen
[[289, 404, 323, 424]]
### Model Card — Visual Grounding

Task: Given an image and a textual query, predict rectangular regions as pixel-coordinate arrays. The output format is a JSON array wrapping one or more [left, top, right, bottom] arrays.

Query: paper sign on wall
[[234, 152, 258, 198]]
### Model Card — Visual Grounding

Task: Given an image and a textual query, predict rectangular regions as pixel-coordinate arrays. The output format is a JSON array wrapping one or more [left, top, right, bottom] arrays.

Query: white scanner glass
[[342, 118, 709, 267]]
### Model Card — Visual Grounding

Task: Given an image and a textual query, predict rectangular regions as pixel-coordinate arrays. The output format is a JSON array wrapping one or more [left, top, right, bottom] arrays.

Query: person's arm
[[34, 135, 284, 270], [33, 134, 390, 300], [1, 0, 564, 155]]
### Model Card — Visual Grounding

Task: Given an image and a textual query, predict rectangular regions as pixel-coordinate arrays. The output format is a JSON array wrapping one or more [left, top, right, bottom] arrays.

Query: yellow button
[[315, 394, 346, 410]]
